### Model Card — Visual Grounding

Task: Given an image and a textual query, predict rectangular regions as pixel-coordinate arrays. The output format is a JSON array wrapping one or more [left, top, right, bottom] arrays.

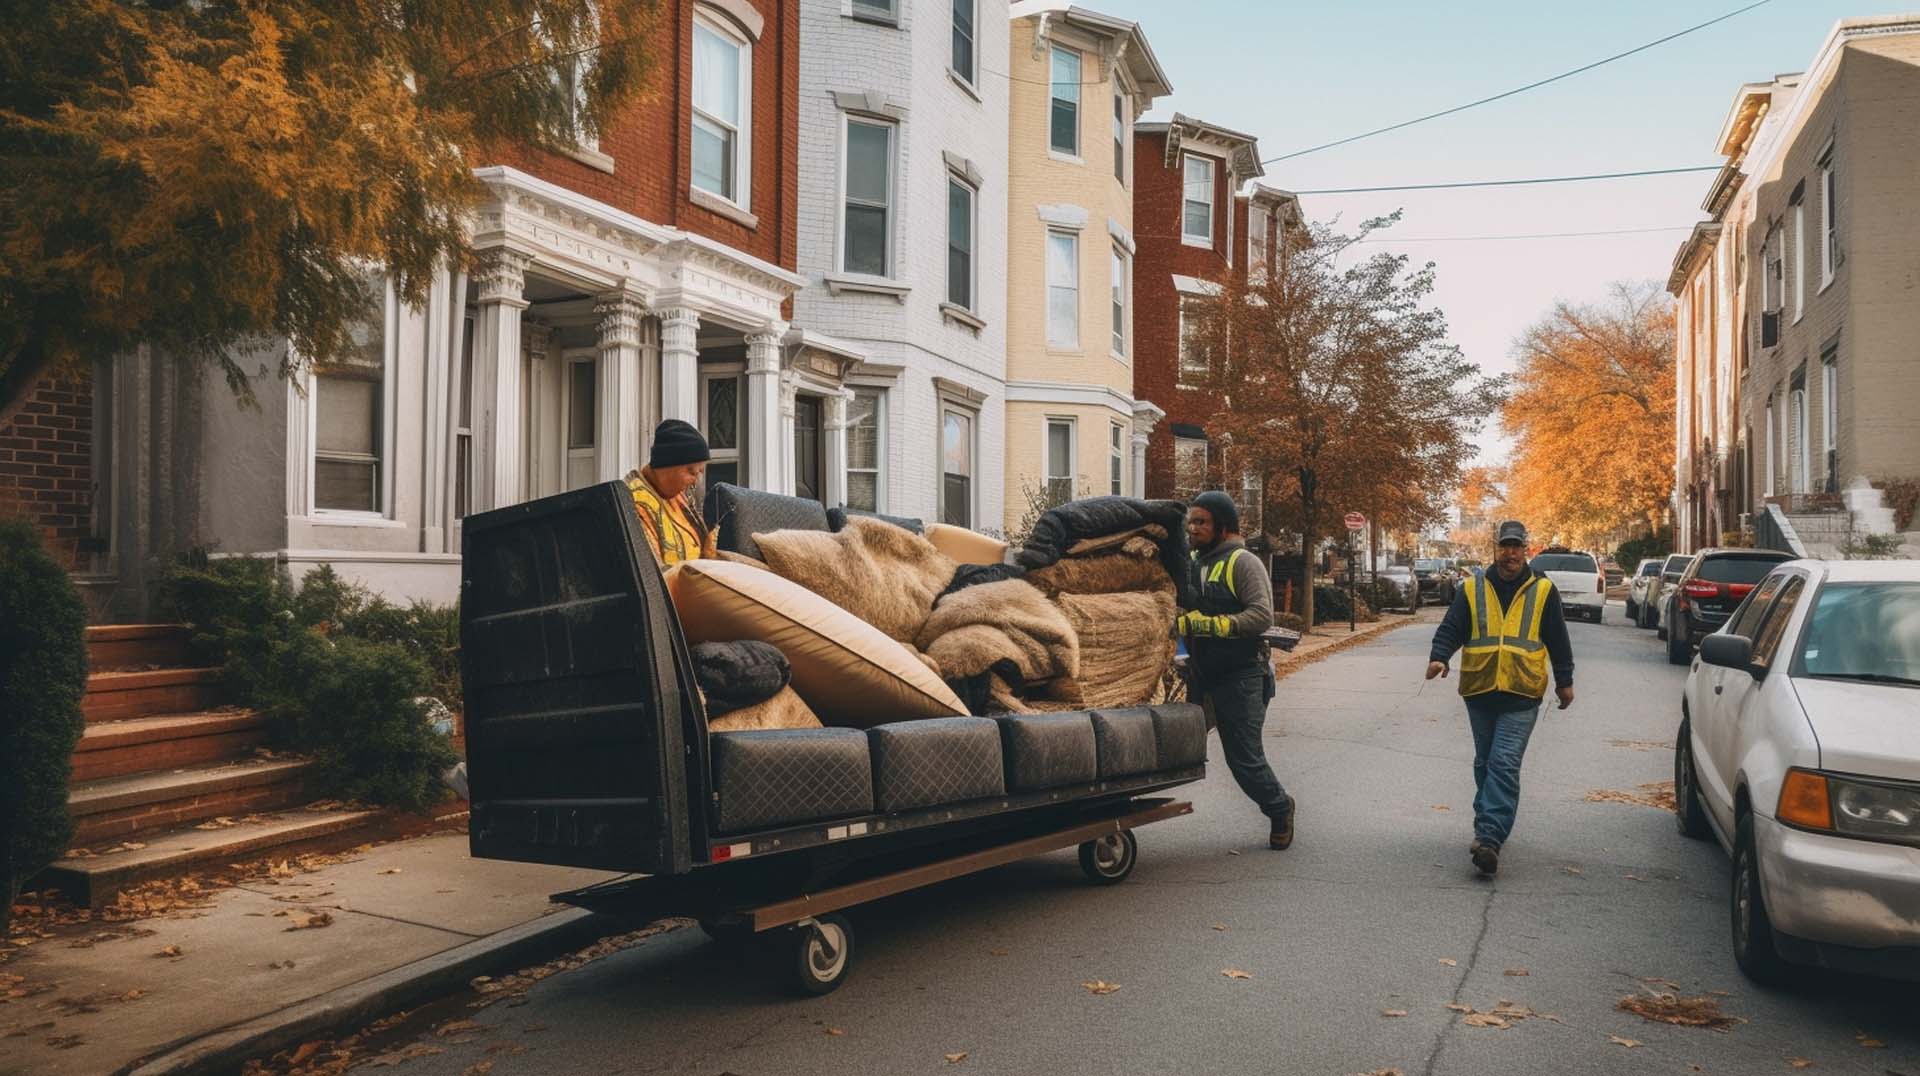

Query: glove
[[1176, 611, 1232, 638]]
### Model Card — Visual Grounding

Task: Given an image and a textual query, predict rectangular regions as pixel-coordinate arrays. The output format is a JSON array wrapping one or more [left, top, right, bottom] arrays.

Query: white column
[[744, 328, 785, 492], [657, 307, 700, 423], [822, 389, 851, 510], [1131, 430, 1151, 500], [470, 251, 530, 511], [521, 319, 552, 498], [595, 293, 646, 480]]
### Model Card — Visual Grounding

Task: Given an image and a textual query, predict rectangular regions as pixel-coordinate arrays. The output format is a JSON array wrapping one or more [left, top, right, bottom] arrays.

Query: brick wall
[[0, 372, 95, 569]]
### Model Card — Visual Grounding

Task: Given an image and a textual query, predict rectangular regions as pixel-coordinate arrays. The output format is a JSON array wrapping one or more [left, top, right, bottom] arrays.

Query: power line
[[1265, 0, 1773, 164], [1296, 165, 1720, 194], [1356, 225, 1695, 243]]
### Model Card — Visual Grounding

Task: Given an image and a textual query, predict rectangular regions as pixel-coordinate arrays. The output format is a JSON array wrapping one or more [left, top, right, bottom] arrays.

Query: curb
[[1274, 614, 1424, 679], [121, 907, 621, 1076]]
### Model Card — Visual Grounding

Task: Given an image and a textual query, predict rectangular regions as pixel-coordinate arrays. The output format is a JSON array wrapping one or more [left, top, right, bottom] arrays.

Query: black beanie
[[1191, 490, 1240, 534], [649, 419, 711, 469]]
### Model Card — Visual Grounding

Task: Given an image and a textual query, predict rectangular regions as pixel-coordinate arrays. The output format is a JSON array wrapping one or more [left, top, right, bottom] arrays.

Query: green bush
[[1613, 532, 1672, 573], [157, 557, 459, 811], [1, 520, 89, 931], [1312, 584, 1379, 625]]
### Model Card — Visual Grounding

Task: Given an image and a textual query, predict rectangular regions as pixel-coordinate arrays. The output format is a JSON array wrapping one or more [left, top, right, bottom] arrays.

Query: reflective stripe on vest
[[1458, 570, 1553, 699], [1203, 547, 1246, 599]]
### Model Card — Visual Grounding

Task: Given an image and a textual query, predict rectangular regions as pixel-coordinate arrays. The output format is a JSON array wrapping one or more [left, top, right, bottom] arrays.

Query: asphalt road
[[359, 607, 1920, 1076]]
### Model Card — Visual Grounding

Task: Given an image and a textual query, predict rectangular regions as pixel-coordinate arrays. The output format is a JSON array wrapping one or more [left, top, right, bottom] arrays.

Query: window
[[1045, 418, 1075, 507], [1182, 154, 1214, 245], [1109, 246, 1128, 356], [1763, 396, 1774, 494], [1249, 206, 1268, 274], [950, 0, 975, 83], [1791, 198, 1805, 320], [1177, 299, 1208, 383], [314, 280, 388, 513], [1046, 229, 1078, 348], [454, 312, 474, 519], [547, 29, 597, 152], [564, 354, 597, 490], [946, 177, 974, 309], [692, 15, 751, 204], [1750, 575, 1807, 671], [700, 370, 743, 491], [1822, 347, 1838, 492], [852, 0, 894, 20], [1728, 571, 1788, 639], [846, 389, 883, 512], [1761, 229, 1781, 313], [1173, 437, 1208, 500], [842, 118, 893, 276], [1049, 47, 1079, 155], [1819, 145, 1838, 285], [1791, 371, 1809, 495], [1795, 581, 1920, 682], [941, 406, 974, 527], [1238, 470, 1263, 535], [793, 394, 823, 503], [1112, 90, 1126, 183], [1109, 422, 1124, 496]]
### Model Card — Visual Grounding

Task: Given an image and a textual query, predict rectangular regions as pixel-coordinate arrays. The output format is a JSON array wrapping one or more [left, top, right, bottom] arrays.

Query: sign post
[[1344, 513, 1366, 634]]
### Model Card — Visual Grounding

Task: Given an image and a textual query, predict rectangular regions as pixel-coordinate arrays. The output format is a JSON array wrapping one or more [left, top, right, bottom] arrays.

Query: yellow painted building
[[1002, 4, 1172, 534]]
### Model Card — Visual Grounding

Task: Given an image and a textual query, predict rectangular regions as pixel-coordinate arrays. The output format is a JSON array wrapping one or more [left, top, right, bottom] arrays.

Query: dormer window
[[1182, 154, 1214, 246]]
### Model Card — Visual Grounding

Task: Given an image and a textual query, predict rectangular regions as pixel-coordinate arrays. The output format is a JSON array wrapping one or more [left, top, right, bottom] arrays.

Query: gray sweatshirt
[[1192, 539, 1274, 638]]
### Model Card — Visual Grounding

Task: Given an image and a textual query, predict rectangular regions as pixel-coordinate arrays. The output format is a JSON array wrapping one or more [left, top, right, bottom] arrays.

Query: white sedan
[[1675, 559, 1920, 983]]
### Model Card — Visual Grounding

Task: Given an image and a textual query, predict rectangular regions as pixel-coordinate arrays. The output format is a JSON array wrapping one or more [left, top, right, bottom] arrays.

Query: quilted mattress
[[710, 728, 873, 834]]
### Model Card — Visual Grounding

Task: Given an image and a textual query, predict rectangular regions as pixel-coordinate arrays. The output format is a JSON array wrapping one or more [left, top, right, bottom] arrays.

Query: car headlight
[[1777, 768, 1920, 847]]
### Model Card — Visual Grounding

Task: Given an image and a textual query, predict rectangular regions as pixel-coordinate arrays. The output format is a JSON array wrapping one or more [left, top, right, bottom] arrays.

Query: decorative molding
[[476, 250, 532, 306], [824, 271, 911, 300], [1171, 273, 1223, 298], [697, 0, 765, 40], [1036, 203, 1089, 230], [562, 144, 617, 174], [595, 294, 646, 350], [522, 320, 553, 362], [1107, 217, 1135, 254], [831, 89, 908, 121], [745, 330, 784, 376], [942, 150, 986, 189], [940, 302, 986, 333], [934, 376, 990, 407], [690, 186, 760, 230], [947, 67, 982, 102], [1006, 379, 1137, 415]]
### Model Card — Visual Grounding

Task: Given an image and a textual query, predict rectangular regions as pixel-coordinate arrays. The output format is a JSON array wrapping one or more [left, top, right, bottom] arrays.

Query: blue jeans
[[1466, 696, 1541, 848]]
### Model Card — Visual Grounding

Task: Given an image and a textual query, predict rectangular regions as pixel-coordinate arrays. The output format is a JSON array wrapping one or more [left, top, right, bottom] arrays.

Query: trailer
[[459, 482, 1206, 993]]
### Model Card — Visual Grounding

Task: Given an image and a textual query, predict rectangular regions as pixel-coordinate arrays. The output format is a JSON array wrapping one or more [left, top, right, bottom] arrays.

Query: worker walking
[[1179, 490, 1295, 850], [626, 419, 718, 568], [1425, 520, 1574, 876]]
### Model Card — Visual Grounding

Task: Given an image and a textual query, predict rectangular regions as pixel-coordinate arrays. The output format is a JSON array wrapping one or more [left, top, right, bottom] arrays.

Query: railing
[[1754, 502, 1807, 557]]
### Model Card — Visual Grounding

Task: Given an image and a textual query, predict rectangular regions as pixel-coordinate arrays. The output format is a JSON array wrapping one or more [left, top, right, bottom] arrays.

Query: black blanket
[[691, 641, 791, 716], [1012, 496, 1194, 607]]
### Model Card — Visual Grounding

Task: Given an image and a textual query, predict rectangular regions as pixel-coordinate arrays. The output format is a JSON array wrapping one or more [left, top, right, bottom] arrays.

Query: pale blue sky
[[1086, 0, 1916, 463]]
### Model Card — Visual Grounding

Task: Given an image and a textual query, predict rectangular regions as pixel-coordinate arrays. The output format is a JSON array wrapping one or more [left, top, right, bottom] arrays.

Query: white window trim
[[845, 386, 887, 513], [1109, 244, 1129, 362], [1048, 45, 1081, 160], [946, 173, 978, 313], [692, 11, 753, 211], [1044, 416, 1077, 503], [308, 278, 397, 522], [1045, 228, 1080, 351], [937, 399, 979, 529], [837, 114, 896, 278], [950, 0, 977, 88], [849, 0, 898, 25], [1818, 145, 1837, 290], [698, 363, 746, 487], [1112, 88, 1127, 186], [1822, 353, 1837, 482], [1791, 201, 1805, 322], [561, 350, 598, 491], [1108, 420, 1124, 496], [1792, 385, 1810, 495], [1181, 153, 1215, 248], [1763, 399, 1774, 495], [1176, 298, 1208, 385]]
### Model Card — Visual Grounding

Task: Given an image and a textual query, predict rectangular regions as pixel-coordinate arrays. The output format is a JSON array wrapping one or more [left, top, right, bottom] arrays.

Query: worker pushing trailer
[[459, 483, 1207, 994]]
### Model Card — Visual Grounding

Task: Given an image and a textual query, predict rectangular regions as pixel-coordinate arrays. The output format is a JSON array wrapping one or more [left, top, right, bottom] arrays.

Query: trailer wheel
[[780, 914, 854, 996], [1078, 831, 1138, 885]]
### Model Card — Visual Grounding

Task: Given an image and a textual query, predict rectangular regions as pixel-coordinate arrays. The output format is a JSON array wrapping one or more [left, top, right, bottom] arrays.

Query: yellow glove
[[1176, 611, 1232, 638]]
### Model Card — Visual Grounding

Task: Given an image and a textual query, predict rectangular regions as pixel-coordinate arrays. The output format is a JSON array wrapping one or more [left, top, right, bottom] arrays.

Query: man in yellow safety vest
[[1424, 520, 1574, 876]]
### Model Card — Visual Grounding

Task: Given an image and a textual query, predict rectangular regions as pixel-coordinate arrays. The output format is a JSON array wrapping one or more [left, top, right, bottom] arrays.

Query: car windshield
[[1414, 559, 1442, 571], [1638, 561, 1660, 576], [1664, 554, 1692, 574], [1530, 553, 1597, 573], [1795, 582, 1920, 687], [1382, 566, 1412, 577], [1697, 555, 1788, 585]]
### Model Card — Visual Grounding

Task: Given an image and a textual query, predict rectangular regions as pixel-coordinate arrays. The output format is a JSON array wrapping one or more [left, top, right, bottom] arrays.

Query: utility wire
[[1355, 224, 1694, 243], [1296, 165, 1720, 195], [1265, 0, 1773, 163]]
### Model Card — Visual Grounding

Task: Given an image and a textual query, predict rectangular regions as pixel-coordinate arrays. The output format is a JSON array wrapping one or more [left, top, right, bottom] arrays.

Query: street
[[289, 609, 1920, 1076]]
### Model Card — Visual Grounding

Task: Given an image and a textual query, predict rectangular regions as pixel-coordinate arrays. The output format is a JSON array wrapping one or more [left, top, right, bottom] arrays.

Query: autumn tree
[[1449, 463, 1508, 552], [1187, 215, 1502, 624], [1501, 282, 1675, 549], [0, 0, 663, 427]]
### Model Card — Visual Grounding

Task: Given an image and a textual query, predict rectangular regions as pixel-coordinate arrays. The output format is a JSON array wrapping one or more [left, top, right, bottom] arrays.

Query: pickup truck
[[458, 482, 1208, 993], [1528, 550, 1607, 623]]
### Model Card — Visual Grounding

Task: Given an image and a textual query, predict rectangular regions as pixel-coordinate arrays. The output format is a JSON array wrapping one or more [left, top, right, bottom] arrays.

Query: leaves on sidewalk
[[1503, 968, 1528, 976], [1855, 1030, 1886, 1048], [1585, 782, 1678, 812], [278, 909, 334, 931], [1608, 1034, 1642, 1048], [1080, 980, 1121, 995], [1221, 968, 1252, 980], [1788, 1058, 1814, 1068], [153, 944, 184, 958], [435, 1019, 483, 1037], [1446, 999, 1560, 1031], [364, 1043, 445, 1067], [470, 921, 685, 1009], [1615, 991, 1740, 1030], [944, 1051, 968, 1063], [1380, 1009, 1409, 1018], [1437, 958, 1458, 967], [462, 1061, 494, 1076]]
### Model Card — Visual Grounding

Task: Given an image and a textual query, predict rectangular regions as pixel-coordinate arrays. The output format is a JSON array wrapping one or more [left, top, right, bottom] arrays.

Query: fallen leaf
[[288, 1041, 325, 1065], [1210, 924, 1227, 932], [154, 945, 183, 958], [437, 1019, 484, 1037], [1855, 1031, 1885, 1048], [988, 947, 1009, 957], [463, 1061, 494, 1076], [1226, 850, 1240, 857], [1431, 805, 1451, 811], [1446, 1003, 1475, 1014], [1221, 968, 1252, 980], [378, 868, 403, 875], [46, 1033, 84, 1050], [1586, 782, 1678, 812], [1625, 874, 1647, 881], [1438, 958, 1458, 967], [944, 1051, 968, 1064], [1081, 979, 1121, 995], [1349, 1070, 1404, 1076], [1610, 1034, 1643, 1048], [1788, 1059, 1814, 1069], [1463, 1013, 1513, 1029], [366, 1043, 445, 1066], [1503, 968, 1529, 977], [282, 910, 333, 931], [1616, 993, 1740, 1030], [1561, 866, 1584, 876], [485, 1042, 528, 1055], [824, 1027, 845, 1037], [1380, 1009, 1409, 1018]]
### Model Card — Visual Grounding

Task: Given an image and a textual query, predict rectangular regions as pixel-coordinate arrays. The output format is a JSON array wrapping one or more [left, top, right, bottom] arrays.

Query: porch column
[[595, 292, 646, 480], [657, 307, 700, 424], [470, 251, 531, 511], [1131, 430, 1151, 499], [822, 389, 851, 509], [522, 319, 552, 497], [744, 327, 785, 492]]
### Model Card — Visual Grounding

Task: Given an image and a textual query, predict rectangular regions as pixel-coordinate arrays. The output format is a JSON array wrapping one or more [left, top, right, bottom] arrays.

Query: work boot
[[1269, 796, 1296, 851], [1470, 838, 1500, 876]]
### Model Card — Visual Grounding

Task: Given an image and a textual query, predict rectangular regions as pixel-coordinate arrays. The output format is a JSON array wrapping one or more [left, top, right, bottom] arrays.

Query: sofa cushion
[[707, 483, 829, 561], [669, 560, 968, 725], [1090, 708, 1159, 779], [709, 728, 873, 834], [925, 523, 1009, 566], [827, 506, 925, 535], [1149, 703, 1208, 769], [996, 713, 1098, 792], [868, 716, 1006, 812]]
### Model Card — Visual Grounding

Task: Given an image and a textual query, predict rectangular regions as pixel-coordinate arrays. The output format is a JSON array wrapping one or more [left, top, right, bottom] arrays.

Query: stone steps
[[70, 710, 273, 783]]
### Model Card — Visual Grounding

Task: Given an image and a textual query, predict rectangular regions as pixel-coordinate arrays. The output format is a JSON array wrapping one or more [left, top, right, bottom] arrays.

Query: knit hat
[[649, 419, 711, 469], [1190, 490, 1240, 535]]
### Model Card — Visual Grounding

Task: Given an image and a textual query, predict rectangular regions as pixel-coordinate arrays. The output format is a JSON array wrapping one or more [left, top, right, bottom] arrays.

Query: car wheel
[[1730, 815, 1793, 986], [1667, 619, 1690, 665], [1673, 717, 1712, 840]]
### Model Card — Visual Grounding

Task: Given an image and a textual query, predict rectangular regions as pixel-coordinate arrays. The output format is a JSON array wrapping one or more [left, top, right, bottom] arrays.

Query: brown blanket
[[1026, 535, 1178, 599], [1046, 590, 1178, 708], [754, 517, 956, 643], [915, 578, 1079, 686], [707, 685, 823, 732]]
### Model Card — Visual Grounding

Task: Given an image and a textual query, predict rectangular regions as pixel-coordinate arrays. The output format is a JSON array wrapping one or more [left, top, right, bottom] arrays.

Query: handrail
[[1755, 502, 1808, 558]]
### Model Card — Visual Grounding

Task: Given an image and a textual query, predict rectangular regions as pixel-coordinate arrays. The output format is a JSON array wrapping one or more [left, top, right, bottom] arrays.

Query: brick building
[[0, 377, 101, 575]]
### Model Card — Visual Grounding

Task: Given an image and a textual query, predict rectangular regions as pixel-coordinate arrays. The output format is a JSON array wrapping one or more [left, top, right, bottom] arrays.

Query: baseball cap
[[1496, 520, 1528, 546]]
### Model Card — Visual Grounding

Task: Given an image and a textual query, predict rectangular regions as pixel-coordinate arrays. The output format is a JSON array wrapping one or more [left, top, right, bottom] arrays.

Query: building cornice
[[1157, 112, 1265, 182], [1666, 222, 1724, 296]]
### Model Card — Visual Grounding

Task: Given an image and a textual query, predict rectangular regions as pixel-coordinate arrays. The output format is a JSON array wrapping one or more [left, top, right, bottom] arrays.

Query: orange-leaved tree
[[0, 0, 664, 427], [1185, 214, 1502, 625], [1501, 282, 1675, 549]]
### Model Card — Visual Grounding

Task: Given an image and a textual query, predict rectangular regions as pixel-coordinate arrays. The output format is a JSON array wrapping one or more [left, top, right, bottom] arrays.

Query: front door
[[793, 394, 823, 504]]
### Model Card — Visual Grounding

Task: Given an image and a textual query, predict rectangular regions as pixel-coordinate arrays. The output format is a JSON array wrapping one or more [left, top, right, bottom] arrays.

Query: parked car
[[1601, 555, 1625, 589], [1663, 548, 1795, 664], [1641, 552, 1695, 630], [1412, 558, 1455, 606], [1625, 557, 1663, 622], [1376, 565, 1418, 612], [1529, 549, 1607, 623], [1675, 559, 1920, 984]]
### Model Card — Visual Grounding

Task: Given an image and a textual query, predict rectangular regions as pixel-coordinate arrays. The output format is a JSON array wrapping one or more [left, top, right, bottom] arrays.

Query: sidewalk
[[1273, 605, 1442, 679], [1, 831, 619, 1076]]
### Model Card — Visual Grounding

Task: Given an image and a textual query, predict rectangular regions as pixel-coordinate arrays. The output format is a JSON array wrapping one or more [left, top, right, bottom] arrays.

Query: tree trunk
[[1298, 474, 1318, 627]]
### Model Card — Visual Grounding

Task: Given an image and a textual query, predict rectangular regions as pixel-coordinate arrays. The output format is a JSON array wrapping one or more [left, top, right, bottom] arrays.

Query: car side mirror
[[1698, 633, 1754, 672]]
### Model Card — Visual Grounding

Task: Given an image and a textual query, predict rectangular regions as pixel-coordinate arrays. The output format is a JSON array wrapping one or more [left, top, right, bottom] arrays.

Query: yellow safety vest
[[1459, 570, 1554, 699]]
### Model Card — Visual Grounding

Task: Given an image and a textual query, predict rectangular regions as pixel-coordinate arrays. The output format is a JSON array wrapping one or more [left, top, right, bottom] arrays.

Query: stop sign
[[1344, 512, 1366, 531]]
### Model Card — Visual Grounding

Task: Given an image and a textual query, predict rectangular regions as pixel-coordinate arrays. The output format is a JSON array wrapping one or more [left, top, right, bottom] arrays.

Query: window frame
[[838, 114, 896, 278], [1818, 143, 1837, 288], [1044, 416, 1077, 507], [1048, 46, 1081, 158], [1109, 244, 1128, 360], [310, 277, 395, 519], [691, 11, 753, 209], [1181, 153, 1215, 247], [1821, 346, 1838, 490], [946, 173, 976, 311], [1108, 421, 1124, 496], [950, 0, 976, 86], [1172, 436, 1208, 500], [850, 0, 896, 24], [561, 350, 599, 492], [698, 364, 746, 495], [1176, 298, 1208, 385], [1045, 228, 1080, 350], [1791, 197, 1805, 322], [1111, 88, 1127, 184], [939, 402, 977, 528], [845, 386, 886, 513]]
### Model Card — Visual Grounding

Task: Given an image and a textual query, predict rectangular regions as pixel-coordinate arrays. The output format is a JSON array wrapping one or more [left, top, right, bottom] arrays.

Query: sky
[[1083, 0, 1917, 465]]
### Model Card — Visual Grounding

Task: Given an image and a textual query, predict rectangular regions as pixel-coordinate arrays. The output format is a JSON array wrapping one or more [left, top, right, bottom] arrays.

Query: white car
[[1625, 557, 1662, 623], [1529, 550, 1607, 623], [1676, 559, 1920, 983]]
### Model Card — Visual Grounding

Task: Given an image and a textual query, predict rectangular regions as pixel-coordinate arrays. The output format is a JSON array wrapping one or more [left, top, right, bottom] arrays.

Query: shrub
[[1873, 477, 1919, 533], [281, 631, 455, 811], [1613, 532, 1671, 571], [1312, 584, 1379, 625], [0, 520, 89, 931]]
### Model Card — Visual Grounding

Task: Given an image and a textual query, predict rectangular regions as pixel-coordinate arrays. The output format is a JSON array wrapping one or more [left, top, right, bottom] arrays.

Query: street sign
[[1344, 511, 1366, 532]]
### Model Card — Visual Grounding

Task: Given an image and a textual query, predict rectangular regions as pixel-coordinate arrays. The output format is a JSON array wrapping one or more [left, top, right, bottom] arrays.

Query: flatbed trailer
[[460, 483, 1207, 994]]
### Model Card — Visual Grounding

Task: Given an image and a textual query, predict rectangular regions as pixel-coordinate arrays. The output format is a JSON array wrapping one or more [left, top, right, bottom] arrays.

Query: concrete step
[[70, 710, 271, 783], [38, 807, 382, 908], [84, 623, 194, 671], [68, 758, 312, 846], [82, 667, 224, 724]]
